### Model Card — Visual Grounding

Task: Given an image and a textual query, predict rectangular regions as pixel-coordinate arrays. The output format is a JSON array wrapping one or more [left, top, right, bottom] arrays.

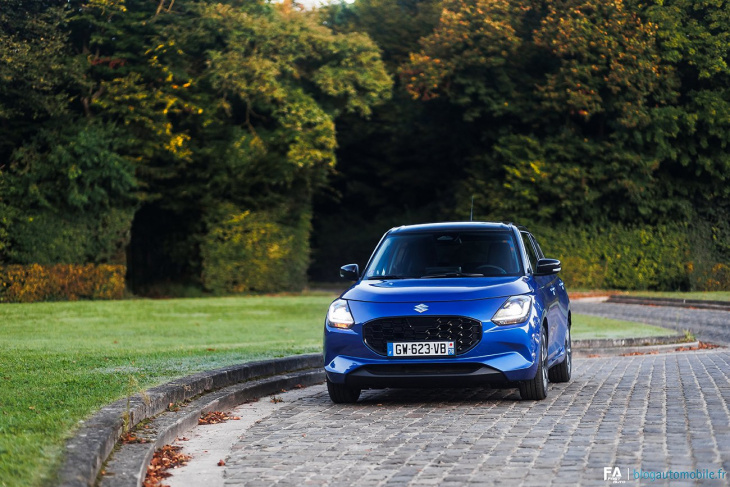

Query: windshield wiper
[[420, 272, 484, 278], [366, 275, 406, 280]]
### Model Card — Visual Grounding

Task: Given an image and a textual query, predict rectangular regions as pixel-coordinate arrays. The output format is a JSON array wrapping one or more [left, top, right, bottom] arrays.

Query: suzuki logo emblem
[[414, 304, 429, 313]]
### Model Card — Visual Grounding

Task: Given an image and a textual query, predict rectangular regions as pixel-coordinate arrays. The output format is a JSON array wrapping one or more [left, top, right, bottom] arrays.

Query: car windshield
[[364, 231, 523, 279]]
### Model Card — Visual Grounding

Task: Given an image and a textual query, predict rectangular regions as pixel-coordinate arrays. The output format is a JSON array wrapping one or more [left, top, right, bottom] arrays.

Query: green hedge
[[201, 203, 311, 294], [535, 223, 729, 291], [4, 208, 134, 265]]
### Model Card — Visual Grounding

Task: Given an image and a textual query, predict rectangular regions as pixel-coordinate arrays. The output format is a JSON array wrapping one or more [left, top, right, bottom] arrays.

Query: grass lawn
[[0, 295, 677, 487], [572, 313, 677, 340], [624, 290, 730, 301], [0, 294, 332, 487]]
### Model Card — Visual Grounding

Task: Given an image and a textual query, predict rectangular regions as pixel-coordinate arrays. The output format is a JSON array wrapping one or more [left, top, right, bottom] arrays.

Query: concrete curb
[[572, 335, 684, 349], [99, 369, 325, 487], [573, 335, 699, 357], [58, 353, 323, 487], [574, 341, 700, 357], [608, 295, 730, 311]]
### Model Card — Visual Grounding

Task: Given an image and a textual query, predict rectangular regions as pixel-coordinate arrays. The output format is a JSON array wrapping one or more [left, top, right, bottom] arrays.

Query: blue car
[[323, 222, 571, 402]]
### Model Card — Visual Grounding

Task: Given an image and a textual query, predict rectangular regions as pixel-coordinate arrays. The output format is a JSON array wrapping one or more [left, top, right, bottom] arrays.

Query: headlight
[[492, 295, 532, 325], [327, 299, 355, 329]]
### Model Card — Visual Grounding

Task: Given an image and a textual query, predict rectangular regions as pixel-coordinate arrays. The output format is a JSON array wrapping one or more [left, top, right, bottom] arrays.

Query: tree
[[643, 0, 730, 258], [1, 0, 392, 293], [404, 0, 672, 224], [72, 0, 391, 291]]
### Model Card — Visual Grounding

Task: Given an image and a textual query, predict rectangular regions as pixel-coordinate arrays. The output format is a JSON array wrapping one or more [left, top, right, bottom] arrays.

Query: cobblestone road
[[222, 351, 730, 486], [571, 301, 730, 346]]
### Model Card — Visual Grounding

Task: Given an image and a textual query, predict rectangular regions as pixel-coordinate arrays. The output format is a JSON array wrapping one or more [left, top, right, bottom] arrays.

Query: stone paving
[[223, 351, 730, 486], [571, 301, 730, 346]]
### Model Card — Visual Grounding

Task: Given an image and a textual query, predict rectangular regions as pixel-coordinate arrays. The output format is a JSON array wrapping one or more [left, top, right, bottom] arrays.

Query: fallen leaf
[[199, 411, 236, 425], [143, 445, 191, 487], [217, 460, 225, 467], [121, 433, 148, 444]]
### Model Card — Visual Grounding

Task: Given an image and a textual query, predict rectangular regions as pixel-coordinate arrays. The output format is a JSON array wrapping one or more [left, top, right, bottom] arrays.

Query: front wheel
[[519, 331, 548, 400], [326, 379, 361, 404], [549, 326, 572, 383]]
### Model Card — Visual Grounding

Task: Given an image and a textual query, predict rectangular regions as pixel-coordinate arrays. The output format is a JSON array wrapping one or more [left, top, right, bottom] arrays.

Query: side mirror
[[535, 258, 561, 275], [340, 263, 359, 281]]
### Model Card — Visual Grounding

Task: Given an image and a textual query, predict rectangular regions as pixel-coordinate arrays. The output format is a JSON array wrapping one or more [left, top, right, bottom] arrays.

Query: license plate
[[387, 341, 455, 357]]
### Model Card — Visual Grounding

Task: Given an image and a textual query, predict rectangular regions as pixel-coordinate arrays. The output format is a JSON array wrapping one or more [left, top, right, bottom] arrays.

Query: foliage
[[74, 0, 390, 208], [643, 0, 730, 262], [404, 0, 675, 224], [309, 0, 730, 289], [535, 223, 690, 290], [0, 0, 391, 294], [7, 122, 136, 212], [7, 209, 134, 266], [693, 263, 730, 292], [0, 1, 81, 142], [0, 264, 126, 302], [201, 203, 311, 293]]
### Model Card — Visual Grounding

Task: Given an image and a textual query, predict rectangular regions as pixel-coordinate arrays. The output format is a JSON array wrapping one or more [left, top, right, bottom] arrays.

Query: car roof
[[387, 221, 518, 235]]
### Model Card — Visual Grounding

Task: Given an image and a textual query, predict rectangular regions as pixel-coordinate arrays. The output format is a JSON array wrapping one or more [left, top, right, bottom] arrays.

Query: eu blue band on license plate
[[387, 341, 456, 357]]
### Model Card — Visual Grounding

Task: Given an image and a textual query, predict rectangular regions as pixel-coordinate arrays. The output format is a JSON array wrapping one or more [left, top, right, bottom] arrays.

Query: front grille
[[362, 316, 482, 356]]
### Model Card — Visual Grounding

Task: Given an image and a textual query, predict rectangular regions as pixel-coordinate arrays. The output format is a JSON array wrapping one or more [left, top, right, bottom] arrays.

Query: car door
[[529, 233, 567, 362], [519, 231, 553, 349]]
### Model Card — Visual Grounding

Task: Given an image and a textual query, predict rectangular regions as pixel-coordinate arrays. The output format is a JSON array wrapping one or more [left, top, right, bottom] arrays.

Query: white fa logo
[[604, 467, 623, 483]]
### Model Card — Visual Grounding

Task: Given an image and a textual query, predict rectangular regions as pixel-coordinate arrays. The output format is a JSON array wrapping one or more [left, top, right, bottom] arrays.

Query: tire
[[326, 379, 361, 404], [549, 326, 572, 383], [519, 330, 548, 400]]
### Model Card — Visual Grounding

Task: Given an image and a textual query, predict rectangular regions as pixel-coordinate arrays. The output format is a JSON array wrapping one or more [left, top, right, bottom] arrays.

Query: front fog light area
[[492, 295, 532, 325], [327, 299, 355, 329]]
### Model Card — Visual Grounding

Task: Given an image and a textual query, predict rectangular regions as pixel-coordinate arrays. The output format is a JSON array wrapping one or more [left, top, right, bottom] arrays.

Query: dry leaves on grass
[[198, 411, 240, 425], [143, 444, 191, 487]]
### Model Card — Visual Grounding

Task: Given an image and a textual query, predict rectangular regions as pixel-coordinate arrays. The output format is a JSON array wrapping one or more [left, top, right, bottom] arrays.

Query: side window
[[520, 232, 538, 272], [529, 234, 545, 259]]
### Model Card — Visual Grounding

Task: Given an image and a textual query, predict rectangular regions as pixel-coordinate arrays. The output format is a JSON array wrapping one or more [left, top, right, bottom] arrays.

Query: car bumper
[[324, 297, 544, 388]]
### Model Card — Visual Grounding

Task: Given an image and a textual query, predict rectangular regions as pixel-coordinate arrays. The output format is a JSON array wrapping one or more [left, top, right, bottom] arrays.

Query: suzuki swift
[[323, 222, 571, 402]]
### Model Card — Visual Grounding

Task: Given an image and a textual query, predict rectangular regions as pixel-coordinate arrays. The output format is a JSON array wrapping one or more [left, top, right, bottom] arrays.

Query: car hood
[[341, 276, 532, 303]]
